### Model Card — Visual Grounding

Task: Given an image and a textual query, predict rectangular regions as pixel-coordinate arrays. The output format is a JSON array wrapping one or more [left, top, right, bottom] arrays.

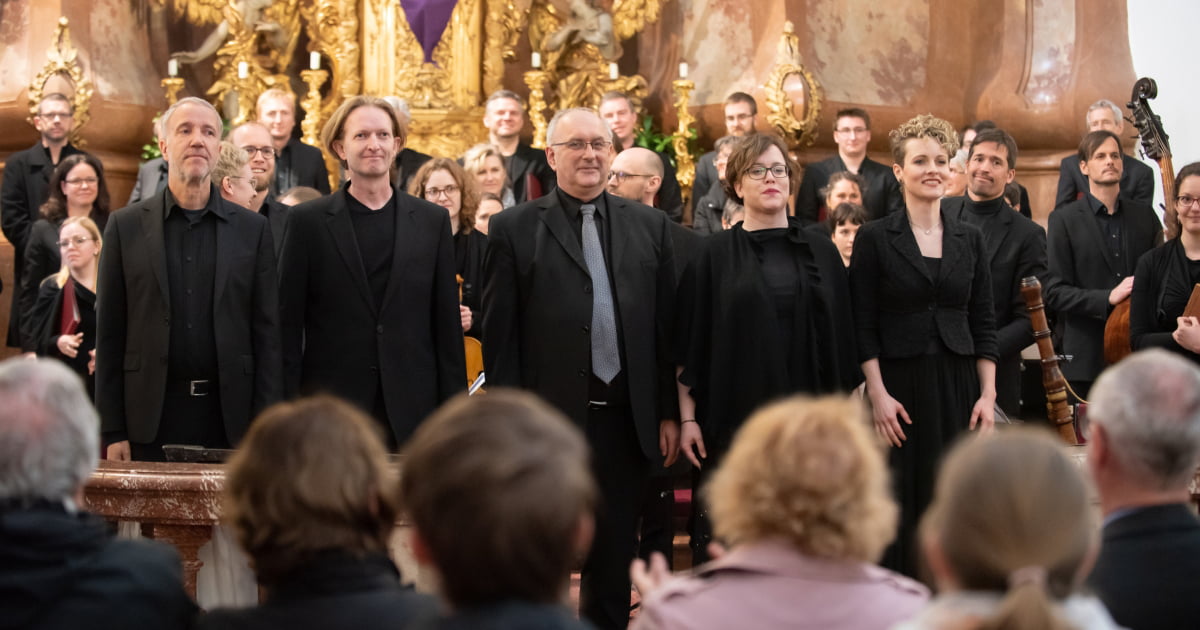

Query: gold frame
[[764, 22, 823, 149], [27, 17, 93, 147]]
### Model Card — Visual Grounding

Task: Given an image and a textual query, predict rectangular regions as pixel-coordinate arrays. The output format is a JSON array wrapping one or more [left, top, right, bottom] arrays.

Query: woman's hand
[[459, 304, 472, 332], [57, 332, 83, 358], [969, 393, 996, 435], [869, 389, 911, 448], [679, 420, 706, 468], [1175, 317, 1200, 353]]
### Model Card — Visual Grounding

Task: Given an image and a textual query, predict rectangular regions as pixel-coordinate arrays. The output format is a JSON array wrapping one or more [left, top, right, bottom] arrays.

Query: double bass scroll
[[1020, 276, 1078, 445]]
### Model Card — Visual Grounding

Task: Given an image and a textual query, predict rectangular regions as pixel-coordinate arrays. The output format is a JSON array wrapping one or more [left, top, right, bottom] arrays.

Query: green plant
[[633, 115, 700, 167]]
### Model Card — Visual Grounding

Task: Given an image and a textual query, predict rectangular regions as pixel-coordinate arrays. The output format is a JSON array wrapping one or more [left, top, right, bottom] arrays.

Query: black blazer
[[482, 191, 676, 459], [274, 137, 332, 195], [1044, 197, 1162, 381], [278, 184, 465, 444], [653, 150, 683, 223], [942, 197, 1047, 412], [795, 154, 903, 225], [507, 143, 555, 203], [1088, 504, 1200, 630], [692, 179, 726, 235], [849, 208, 998, 362], [690, 150, 719, 217], [95, 186, 283, 445], [262, 196, 292, 260], [19, 219, 63, 351], [1130, 238, 1200, 362], [127, 158, 168, 205], [1054, 153, 1155, 210], [454, 228, 487, 339], [395, 147, 433, 192]]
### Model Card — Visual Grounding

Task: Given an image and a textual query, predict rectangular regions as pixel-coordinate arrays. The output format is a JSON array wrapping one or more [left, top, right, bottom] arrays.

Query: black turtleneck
[[959, 194, 1008, 240]]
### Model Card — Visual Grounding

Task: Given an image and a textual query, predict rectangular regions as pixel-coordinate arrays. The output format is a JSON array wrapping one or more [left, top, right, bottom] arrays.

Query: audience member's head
[[159, 97, 223, 189], [724, 92, 758, 136], [54, 216, 103, 288], [34, 92, 74, 145], [408, 157, 479, 235], [212, 140, 257, 209], [827, 202, 867, 267], [461, 143, 509, 199], [820, 170, 865, 211], [920, 428, 1094, 628], [712, 135, 740, 183], [278, 186, 322, 206], [721, 199, 744, 229], [607, 147, 663, 206], [965, 129, 1018, 203], [1086, 99, 1125, 134], [707, 395, 896, 562], [484, 90, 526, 143], [0, 359, 97, 504], [1004, 182, 1022, 212], [1077, 130, 1123, 189], [945, 149, 968, 197], [321, 95, 405, 175], [41, 153, 110, 224], [475, 192, 504, 235], [599, 91, 638, 148], [545, 108, 612, 200], [223, 396, 397, 586], [227, 122, 277, 194], [833, 107, 872, 160], [256, 88, 298, 149], [399, 390, 596, 608], [721, 133, 799, 206]]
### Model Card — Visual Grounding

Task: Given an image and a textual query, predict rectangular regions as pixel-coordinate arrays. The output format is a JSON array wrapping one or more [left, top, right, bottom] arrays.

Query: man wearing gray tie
[[482, 107, 680, 629]]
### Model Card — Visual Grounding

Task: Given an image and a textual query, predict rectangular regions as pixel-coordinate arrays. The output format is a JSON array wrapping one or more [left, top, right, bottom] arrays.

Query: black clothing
[[453, 228, 487, 339], [942, 195, 1047, 415], [1055, 153, 1155, 210], [164, 194, 219, 380], [412, 601, 596, 630], [1089, 504, 1200, 630], [128, 157, 168, 205], [653, 150, 684, 224], [1045, 195, 1162, 383], [795, 154, 903, 225], [261, 195, 292, 259], [199, 550, 437, 630], [273, 137, 332, 196], [692, 179, 727, 234], [1131, 238, 1200, 362], [346, 193, 397, 311], [19, 214, 107, 351], [396, 147, 433, 192], [504, 143, 555, 203], [0, 500, 196, 630], [849, 208, 997, 578], [32, 277, 97, 396], [690, 150, 719, 216]]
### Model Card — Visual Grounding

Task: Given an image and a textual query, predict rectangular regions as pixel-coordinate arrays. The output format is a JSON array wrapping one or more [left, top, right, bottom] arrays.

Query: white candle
[[167, 59, 178, 77], [237, 61, 249, 79], [310, 51, 320, 70], [531, 52, 542, 69], [679, 62, 688, 79], [609, 63, 618, 80]]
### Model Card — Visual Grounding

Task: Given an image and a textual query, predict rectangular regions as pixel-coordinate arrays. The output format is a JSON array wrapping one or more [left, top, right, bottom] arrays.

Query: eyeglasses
[[608, 171, 653, 183], [57, 236, 94, 249], [1177, 195, 1200, 209], [835, 127, 869, 135], [743, 164, 789, 180], [425, 185, 460, 199], [551, 139, 613, 153], [228, 175, 258, 188], [65, 177, 98, 187], [38, 112, 72, 121], [242, 146, 276, 159]]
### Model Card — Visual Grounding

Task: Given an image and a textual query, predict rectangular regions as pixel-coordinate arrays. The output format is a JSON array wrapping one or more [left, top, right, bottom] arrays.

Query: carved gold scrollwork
[[483, 0, 528, 97], [764, 22, 823, 149], [611, 0, 663, 41], [28, 17, 93, 147], [301, 0, 361, 125]]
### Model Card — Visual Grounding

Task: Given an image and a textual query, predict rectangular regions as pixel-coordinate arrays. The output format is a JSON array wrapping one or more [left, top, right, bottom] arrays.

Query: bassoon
[[1021, 276, 1077, 444]]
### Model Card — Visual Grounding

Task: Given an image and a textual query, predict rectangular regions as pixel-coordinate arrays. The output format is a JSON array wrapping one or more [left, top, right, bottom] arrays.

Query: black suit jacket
[[653, 150, 683, 223], [1089, 504, 1200, 630], [127, 158, 168, 205], [395, 147, 433, 192], [942, 197, 1047, 413], [96, 185, 283, 445], [1044, 197, 1162, 381], [262, 196, 292, 260], [1054, 154, 1155, 210], [506, 143, 555, 203], [274, 137, 331, 196], [278, 184, 465, 444], [481, 191, 676, 459], [690, 150, 719, 217], [850, 208, 998, 362], [795, 154, 903, 225]]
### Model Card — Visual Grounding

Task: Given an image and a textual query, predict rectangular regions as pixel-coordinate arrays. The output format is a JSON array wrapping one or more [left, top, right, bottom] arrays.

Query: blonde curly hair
[[889, 113, 960, 165], [707, 395, 897, 563]]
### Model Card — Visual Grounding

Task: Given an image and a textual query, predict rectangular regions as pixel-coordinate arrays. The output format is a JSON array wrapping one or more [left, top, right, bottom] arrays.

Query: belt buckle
[[189, 380, 210, 397]]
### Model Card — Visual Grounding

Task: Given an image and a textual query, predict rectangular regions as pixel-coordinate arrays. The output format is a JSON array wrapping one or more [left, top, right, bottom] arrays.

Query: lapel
[[212, 195, 234, 308], [606, 192, 629, 282], [138, 189, 171, 306], [324, 188, 378, 316], [379, 187, 414, 313], [885, 210, 933, 284], [508, 144, 532, 181], [1073, 199, 1120, 275], [538, 194, 588, 274], [944, 196, 1013, 266], [939, 211, 969, 285]]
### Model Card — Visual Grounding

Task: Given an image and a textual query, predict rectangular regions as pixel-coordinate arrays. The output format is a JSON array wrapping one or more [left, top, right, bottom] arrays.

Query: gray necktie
[[580, 204, 621, 383]]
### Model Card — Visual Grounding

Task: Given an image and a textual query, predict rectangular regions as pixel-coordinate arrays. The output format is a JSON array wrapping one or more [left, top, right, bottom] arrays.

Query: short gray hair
[[0, 359, 99, 501], [1086, 99, 1123, 127], [1090, 349, 1200, 488], [161, 96, 222, 138], [546, 107, 609, 146]]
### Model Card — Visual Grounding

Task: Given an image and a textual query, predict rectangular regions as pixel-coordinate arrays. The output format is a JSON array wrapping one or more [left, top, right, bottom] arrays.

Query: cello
[[1102, 77, 1175, 365]]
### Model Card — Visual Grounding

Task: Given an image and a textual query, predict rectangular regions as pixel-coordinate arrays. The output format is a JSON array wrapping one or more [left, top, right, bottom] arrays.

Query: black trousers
[[579, 404, 648, 630], [130, 391, 227, 462]]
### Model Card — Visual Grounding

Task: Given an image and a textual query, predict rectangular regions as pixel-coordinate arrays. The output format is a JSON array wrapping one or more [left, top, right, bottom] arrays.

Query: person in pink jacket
[[632, 395, 928, 630]]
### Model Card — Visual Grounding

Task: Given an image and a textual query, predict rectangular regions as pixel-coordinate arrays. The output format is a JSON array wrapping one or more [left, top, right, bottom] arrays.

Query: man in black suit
[[795, 107, 902, 224], [691, 92, 757, 219], [227, 122, 291, 258], [279, 95, 464, 448], [483, 90, 555, 203], [942, 128, 1046, 416], [1044, 130, 1162, 399], [1054, 99, 1154, 210], [1, 92, 87, 348], [257, 88, 332, 196], [600, 91, 683, 223], [482, 108, 679, 629], [1086, 349, 1200, 630], [97, 97, 283, 462]]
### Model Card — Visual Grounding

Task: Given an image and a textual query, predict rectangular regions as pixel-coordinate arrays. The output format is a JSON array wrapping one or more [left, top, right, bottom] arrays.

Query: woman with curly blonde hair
[[849, 114, 997, 578], [633, 395, 928, 630]]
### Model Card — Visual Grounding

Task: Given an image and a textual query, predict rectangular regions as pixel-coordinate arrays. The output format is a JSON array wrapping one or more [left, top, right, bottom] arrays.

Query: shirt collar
[[163, 183, 223, 220], [557, 188, 607, 222], [1086, 191, 1121, 217]]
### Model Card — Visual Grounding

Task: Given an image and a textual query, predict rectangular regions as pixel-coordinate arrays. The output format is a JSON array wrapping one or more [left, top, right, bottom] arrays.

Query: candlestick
[[310, 51, 321, 70], [237, 61, 249, 79], [679, 62, 688, 79], [160, 77, 184, 107], [299, 68, 329, 148], [671, 78, 698, 216], [531, 52, 542, 69], [168, 59, 178, 77], [523, 70, 551, 149], [608, 63, 618, 81]]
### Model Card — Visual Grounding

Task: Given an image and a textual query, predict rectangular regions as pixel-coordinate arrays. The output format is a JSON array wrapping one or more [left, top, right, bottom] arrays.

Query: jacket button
[[582, 325, 590, 333], [928, 304, 935, 311], [584, 285, 592, 294], [370, 365, 379, 372], [578, 369, 587, 377], [376, 324, 384, 334]]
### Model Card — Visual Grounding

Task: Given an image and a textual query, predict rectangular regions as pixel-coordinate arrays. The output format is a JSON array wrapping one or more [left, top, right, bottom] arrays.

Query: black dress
[[676, 218, 861, 559], [849, 208, 997, 578], [32, 276, 97, 398], [1131, 237, 1200, 362], [454, 229, 487, 340]]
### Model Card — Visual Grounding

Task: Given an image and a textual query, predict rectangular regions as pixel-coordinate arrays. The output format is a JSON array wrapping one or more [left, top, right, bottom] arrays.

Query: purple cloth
[[401, 0, 458, 65]]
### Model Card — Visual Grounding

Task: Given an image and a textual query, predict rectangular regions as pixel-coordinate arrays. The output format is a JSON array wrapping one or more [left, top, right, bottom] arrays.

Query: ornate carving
[[299, 68, 328, 147], [764, 22, 823, 149], [161, 77, 185, 107], [301, 0, 361, 139], [483, 0, 528, 96], [671, 79, 696, 210], [611, 0, 663, 41], [28, 17, 93, 147], [407, 109, 488, 161], [524, 69, 552, 148]]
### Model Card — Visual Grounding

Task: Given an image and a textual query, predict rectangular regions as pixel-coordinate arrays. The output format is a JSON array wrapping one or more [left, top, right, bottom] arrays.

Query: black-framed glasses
[[57, 236, 94, 249], [242, 146, 276, 159], [425, 185, 460, 199], [608, 171, 653, 183], [743, 164, 789, 180], [551, 139, 612, 152]]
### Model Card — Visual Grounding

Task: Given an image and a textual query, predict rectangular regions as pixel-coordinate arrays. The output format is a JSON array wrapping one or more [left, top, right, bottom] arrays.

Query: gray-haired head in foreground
[[1090, 349, 1200, 488], [0, 359, 98, 502]]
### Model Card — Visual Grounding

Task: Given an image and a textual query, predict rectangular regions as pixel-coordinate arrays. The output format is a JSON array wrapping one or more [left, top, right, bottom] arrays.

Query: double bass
[[1102, 77, 1176, 365]]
